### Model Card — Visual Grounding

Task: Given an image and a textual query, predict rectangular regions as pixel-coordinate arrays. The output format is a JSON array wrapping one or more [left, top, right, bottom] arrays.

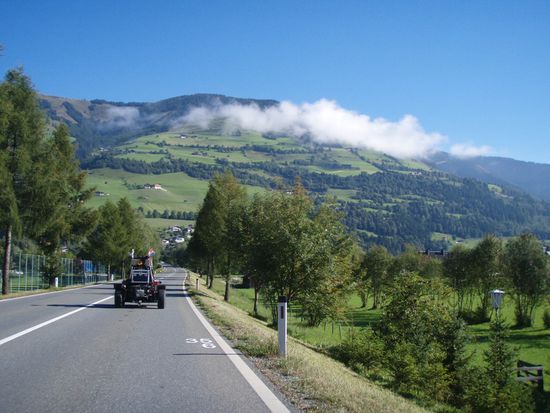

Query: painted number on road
[[186, 338, 216, 349]]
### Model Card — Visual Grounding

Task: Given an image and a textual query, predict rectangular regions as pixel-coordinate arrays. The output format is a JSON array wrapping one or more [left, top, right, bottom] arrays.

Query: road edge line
[[182, 276, 290, 413]]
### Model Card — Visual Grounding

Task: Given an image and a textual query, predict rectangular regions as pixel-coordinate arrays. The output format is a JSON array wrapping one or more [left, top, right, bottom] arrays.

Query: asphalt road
[[0, 268, 292, 413]]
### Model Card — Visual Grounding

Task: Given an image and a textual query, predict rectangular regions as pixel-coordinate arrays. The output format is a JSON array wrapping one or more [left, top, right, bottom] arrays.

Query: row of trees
[[83, 199, 159, 277], [0, 69, 156, 291], [353, 234, 549, 328], [185, 171, 550, 329], [139, 208, 197, 220], [443, 234, 549, 327], [186, 172, 355, 323], [0, 69, 98, 292]]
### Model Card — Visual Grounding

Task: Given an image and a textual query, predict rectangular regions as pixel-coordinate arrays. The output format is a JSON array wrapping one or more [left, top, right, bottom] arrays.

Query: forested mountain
[[427, 152, 550, 202], [38, 94, 550, 252]]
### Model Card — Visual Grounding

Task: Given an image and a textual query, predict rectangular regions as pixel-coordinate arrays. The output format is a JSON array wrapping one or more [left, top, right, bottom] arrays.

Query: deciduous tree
[[502, 233, 549, 327], [362, 245, 392, 309], [471, 235, 503, 322], [443, 244, 473, 314]]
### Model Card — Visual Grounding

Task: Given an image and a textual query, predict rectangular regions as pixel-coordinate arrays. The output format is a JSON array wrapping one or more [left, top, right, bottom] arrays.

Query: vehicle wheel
[[158, 289, 165, 309], [114, 292, 122, 308]]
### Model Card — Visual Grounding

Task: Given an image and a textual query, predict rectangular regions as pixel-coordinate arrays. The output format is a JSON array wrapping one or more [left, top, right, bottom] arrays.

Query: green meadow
[[210, 277, 550, 391], [86, 167, 267, 216], [86, 168, 209, 212]]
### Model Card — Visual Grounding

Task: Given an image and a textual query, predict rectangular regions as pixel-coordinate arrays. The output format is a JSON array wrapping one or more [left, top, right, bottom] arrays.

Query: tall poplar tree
[[187, 170, 247, 300], [187, 178, 225, 289]]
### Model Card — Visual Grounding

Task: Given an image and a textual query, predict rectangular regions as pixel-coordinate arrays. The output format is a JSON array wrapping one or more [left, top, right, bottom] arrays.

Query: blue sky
[[1, 0, 549, 163]]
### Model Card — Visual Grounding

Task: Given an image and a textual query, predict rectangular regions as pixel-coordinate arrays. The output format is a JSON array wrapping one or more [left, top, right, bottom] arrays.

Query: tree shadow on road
[[44, 303, 114, 309]]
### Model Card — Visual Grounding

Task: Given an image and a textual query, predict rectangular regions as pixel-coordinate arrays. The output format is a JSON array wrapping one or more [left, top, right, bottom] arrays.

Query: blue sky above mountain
[[1, 0, 549, 163]]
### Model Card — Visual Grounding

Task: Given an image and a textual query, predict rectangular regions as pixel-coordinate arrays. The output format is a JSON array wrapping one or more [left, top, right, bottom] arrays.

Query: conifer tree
[[0, 69, 47, 294], [38, 124, 97, 285]]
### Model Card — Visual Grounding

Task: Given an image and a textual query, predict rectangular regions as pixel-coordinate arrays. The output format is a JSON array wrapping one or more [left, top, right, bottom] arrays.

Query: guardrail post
[[278, 296, 287, 358]]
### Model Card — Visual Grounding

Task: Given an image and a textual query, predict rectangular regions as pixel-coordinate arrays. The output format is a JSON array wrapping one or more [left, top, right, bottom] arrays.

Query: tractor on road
[[114, 254, 165, 309]]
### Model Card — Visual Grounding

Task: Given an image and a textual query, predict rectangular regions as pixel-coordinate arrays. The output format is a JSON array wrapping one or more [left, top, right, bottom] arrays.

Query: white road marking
[[186, 337, 217, 348], [182, 275, 290, 413], [0, 295, 113, 347]]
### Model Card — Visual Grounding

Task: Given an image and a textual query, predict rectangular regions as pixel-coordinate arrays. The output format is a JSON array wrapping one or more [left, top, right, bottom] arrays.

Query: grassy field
[[86, 168, 267, 215], [210, 277, 550, 391], [103, 130, 402, 182]]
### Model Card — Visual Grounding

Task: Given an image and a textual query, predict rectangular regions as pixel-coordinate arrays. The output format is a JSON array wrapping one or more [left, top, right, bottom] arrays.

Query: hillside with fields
[[77, 124, 550, 252], [34, 93, 550, 251]]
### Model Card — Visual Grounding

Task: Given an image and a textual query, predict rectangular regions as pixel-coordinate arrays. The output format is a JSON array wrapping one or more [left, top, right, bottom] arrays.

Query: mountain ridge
[[38, 93, 550, 202]]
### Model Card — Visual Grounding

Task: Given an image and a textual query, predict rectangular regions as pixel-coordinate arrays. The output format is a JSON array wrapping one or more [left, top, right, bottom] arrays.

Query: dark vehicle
[[114, 255, 165, 309]]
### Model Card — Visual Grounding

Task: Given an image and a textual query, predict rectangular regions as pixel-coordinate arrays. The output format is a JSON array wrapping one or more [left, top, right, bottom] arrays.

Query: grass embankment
[[188, 273, 427, 413]]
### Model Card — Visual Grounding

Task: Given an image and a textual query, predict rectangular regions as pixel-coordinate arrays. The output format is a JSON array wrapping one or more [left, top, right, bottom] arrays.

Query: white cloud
[[179, 99, 446, 159], [449, 143, 493, 158], [104, 106, 140, 128]]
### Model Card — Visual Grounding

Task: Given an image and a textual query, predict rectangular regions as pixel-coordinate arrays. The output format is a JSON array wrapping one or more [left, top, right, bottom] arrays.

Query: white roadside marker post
[[278, 295, 287, 358], [195, 278, 200, 291]]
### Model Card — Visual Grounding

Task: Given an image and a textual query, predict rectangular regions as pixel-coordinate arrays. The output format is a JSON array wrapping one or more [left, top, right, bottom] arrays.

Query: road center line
[[0, 283, 110, 304], [182, 274, 290, 413], [0, 295, 113, 347]]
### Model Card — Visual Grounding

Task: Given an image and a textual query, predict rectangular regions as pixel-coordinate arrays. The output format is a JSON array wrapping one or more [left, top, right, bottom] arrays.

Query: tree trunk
[[223, 254, 231, 302], [372, 290, 379, 309], [207, 259, 213, 289], [2, 225, 12, 295], [224, 277, 230, 302], [359, 290, 366, 308], [253, 286, 259, 316]]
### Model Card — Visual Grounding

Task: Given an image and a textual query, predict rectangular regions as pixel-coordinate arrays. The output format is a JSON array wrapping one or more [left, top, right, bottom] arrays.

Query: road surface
[[0, 268, 292, 413]]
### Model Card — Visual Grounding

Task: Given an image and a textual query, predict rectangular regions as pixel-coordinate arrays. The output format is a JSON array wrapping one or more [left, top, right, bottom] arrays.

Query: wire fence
[[1, 253, 114, 294]]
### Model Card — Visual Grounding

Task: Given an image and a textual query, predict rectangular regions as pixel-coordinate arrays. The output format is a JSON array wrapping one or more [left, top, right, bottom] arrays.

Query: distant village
[[161, 225, 194, 248]]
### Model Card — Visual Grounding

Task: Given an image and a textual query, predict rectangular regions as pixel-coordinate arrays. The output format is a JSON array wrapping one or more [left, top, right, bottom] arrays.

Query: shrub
[[459, 306, 490, 324], [386, 341, 421, 395], [331, 328, 383, 374], [514, 307, 533, 328], [463, 318, 535, 412]]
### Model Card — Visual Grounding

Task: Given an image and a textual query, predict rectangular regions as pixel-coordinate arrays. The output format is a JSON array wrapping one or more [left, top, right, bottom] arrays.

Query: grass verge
[[187, 273, 427, 413]]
